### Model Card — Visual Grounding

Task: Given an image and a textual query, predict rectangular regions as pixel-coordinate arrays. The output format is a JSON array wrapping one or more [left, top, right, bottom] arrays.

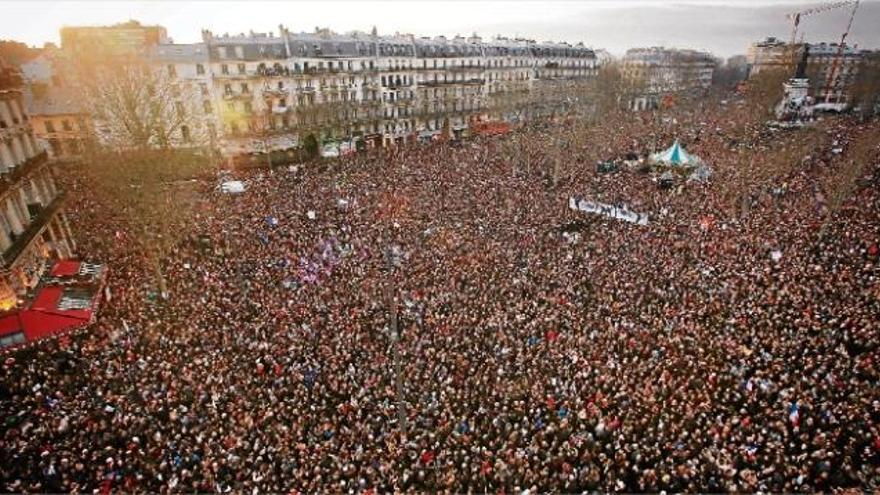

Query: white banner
[[569, 196, 649, 226]]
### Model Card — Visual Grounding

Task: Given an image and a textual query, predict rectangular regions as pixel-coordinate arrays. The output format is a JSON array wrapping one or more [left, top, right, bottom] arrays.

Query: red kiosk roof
[[0, 285, 97, 345], [51, 260, 81, 278]]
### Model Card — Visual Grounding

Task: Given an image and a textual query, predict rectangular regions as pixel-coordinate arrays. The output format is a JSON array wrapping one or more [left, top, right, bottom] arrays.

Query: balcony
[[419, 78, 486, 87], [256, 67, 290, 77], [0, 150, 49, 197], [215, 71, 251, 79], [0, 70, 24, 92], [1, 190, 66, 269], [223, 92, 253, 101], [262, 87, 289, 97]]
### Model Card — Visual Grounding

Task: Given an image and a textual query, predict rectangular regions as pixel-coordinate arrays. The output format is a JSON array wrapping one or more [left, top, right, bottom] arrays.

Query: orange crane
[[787, 0, 857, 45], [823, 0, 860, 103]]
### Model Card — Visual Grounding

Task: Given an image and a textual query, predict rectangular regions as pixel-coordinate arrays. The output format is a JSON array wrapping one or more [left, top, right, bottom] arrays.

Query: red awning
[[30, 286, 64, 311], [0, 313, 23, 338], [0, 284, 99, 349], [19, 309, 89, 341], [51, 260, 82, 278]]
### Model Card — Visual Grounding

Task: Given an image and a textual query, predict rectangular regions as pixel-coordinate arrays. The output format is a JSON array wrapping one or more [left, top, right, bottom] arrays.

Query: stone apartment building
[[151, 26, 597, 158], [621, 47, 717, 110], [23, 22, 598, 159], [746, 37, 868, 104], [20, 50, 94, 160], [0, 59, 75, 310]]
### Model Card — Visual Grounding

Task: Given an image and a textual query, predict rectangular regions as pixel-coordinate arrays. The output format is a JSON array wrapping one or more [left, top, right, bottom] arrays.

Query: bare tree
[[818, 126, 880, 238], [851, 56, 880, 118], [82, 147, 209, 295], [72, 57, 205, 150]]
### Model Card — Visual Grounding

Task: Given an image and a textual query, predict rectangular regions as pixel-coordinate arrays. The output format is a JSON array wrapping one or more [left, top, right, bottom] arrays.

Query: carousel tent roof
[[651, 140, 700, 167]]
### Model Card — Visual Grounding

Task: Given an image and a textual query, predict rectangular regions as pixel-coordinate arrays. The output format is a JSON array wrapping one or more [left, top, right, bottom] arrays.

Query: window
[[221, 64, 229, 75], [48, 139, 61, 156], [44, 121, 55, 133], [203, 100, 212, 114], [277, 81, 284, 90], [278, 98, 286, 107], [167, 64, 176, 77], [243, 101, 253, 113], [237, 63, 246, 74], [181, 125, 191, 143], [241, 83, 249, 94], [199, 83, 208, 95], [217, 47, 227, 58], [61, 119, 72, 131], [224, 84, 232, 95], [196, 64, 205, 75], [0, 212, 13, 241], [234, 46, 244, 58]]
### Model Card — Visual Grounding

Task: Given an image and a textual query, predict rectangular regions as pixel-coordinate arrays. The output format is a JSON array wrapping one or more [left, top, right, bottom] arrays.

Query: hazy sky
[[2, 0, 879, 58]]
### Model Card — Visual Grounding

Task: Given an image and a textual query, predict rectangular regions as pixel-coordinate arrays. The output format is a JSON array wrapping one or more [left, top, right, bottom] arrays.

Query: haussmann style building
[[0, 59, 76, 310]]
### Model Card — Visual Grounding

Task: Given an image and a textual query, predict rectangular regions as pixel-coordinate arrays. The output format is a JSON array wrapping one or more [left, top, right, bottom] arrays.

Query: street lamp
[[384, 245, 408, 438]]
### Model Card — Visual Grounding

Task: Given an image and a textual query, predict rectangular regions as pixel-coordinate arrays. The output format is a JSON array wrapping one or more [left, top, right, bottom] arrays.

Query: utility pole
[[384, 247, 408, 438]]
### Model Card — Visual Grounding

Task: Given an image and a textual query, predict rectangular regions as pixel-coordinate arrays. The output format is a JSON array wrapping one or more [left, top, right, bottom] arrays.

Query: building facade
[[803, 42, 864, 104], [152, 26, 597, 157], [746, 37, 795, 76], [621, 47, 717, 110], [21, 51, 94, 160], [60, 20, 168, 56], [0, 59, 76, 310], [746, 38, 868, 105]]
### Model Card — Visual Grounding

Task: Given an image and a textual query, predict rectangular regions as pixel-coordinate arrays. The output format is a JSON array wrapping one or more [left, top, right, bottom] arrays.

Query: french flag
[[789, 402, 800, 427]]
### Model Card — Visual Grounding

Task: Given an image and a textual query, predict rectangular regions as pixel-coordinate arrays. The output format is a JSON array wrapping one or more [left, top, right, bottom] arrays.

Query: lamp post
[[384, 245, 408, 438], [262, 95, 274, 171]]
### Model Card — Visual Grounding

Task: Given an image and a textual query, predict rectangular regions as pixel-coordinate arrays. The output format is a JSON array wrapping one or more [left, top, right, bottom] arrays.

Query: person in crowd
[[1, 101, 878, 493]]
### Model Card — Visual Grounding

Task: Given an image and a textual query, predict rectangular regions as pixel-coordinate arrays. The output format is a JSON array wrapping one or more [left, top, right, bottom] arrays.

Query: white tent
[[651, 140, 701, 167]]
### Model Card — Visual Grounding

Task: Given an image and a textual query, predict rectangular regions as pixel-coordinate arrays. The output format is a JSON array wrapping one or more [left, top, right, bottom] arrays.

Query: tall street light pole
[[384, 247, 408, 439]]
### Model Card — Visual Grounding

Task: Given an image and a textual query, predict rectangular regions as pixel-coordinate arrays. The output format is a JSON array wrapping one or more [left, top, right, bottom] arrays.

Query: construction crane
[[787, 0, 857, 45], [823, 0, 860, 103]]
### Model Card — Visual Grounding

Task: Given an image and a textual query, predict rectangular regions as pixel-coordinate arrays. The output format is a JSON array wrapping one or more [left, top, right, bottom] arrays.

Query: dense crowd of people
[[1, 99, 879, 493]]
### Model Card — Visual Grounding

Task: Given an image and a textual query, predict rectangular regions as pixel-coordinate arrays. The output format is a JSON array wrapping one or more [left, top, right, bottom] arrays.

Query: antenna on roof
[[371, 25, 378, 37]]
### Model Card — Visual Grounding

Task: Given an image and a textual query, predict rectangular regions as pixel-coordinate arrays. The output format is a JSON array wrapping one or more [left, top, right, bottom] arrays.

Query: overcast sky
[[2, 0, 879, 58]]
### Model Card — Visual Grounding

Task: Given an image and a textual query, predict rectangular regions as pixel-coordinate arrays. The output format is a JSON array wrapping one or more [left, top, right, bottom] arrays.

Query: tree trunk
[[153, 255, 168, 299]]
